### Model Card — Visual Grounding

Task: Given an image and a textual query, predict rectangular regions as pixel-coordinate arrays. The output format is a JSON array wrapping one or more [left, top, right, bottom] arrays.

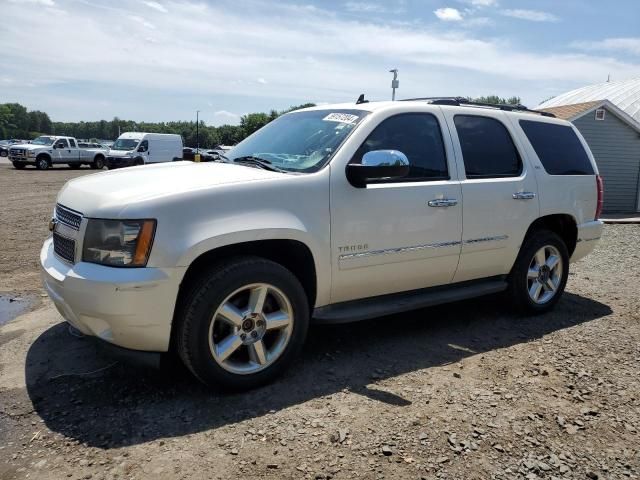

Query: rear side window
[[352, 113, 449, 181], [454, 115, 522, 178], [69, 139, 76, 147], [519, 120, 594, 175]]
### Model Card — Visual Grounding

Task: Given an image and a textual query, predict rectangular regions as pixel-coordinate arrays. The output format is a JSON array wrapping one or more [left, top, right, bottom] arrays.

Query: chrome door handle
[[428, 198, 458, 207], [512, 192, 536, 200]]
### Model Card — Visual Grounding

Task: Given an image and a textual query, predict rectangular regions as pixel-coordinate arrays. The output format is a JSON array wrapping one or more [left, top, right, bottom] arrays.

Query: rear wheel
[[12, 161, 26, 170], [91, 156, 105, 169], [176, 257, 309, 390], [508, 230, 569, 313], [35, 156, 49, 170]]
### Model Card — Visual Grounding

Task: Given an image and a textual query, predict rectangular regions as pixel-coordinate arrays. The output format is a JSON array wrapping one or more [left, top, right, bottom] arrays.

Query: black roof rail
[[399, 96, 556, 118]]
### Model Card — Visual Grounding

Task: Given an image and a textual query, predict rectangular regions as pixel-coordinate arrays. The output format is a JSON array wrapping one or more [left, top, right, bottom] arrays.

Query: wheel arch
[[523, 214, 578, 256], [171, 239, 318, 346], [36, 152, 52, 165]]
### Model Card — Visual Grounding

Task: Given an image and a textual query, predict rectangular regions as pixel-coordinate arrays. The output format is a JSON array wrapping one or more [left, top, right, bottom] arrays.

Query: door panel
[[330, 110, 463, 304], [442, 110, 539, 283]]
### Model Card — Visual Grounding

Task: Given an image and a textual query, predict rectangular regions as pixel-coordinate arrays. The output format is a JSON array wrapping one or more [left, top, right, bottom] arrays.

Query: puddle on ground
[[0, 294, 40, 326]]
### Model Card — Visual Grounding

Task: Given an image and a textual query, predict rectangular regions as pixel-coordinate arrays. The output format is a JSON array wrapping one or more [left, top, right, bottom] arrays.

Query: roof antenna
[[389, 68, 399, 101], [356, 94, 368, 104]]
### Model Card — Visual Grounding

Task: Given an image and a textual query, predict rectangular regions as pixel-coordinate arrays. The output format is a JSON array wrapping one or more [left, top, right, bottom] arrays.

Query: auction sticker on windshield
[[323, 113, 360, 124]]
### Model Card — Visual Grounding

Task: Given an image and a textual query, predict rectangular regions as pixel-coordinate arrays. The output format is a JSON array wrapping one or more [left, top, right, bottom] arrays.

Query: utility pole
[[389, 69, 399, 101], [196, 110, 200, 150]]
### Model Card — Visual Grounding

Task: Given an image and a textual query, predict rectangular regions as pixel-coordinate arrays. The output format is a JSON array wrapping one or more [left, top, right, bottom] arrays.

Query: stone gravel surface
[[0, 164, 638, 479]]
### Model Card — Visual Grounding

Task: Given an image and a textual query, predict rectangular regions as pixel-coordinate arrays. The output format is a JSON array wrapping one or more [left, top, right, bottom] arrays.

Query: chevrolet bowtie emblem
[[48, 218, 57, 232]]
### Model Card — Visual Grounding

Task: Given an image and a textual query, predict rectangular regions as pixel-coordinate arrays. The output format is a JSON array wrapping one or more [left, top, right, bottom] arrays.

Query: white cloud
[[8, 0, 55, 5], [210, 110, 241, 127], [571, 38, 640, 56], [500, 9, 559, 22], [257, 77, 267, 85], [468, 0, 496, 6], [344, 2, 385, 13], [128, 15, 155, 29], [0, 0, 638, 119], [434, 7, 463, 21], [142, 1, 167, 13]]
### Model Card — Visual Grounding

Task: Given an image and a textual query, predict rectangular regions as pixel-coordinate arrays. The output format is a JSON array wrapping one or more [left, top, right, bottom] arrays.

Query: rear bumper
[[40, 237, 185, 352], [571, 220, 604, 263]]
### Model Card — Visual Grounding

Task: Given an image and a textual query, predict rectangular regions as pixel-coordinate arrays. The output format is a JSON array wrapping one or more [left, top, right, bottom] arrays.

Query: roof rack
[[399, 96, 556, 118]]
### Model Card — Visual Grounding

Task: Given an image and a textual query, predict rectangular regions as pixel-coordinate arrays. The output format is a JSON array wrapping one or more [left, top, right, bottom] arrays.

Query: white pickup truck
[[41, 98, 604, 390], [9, 136, 108, 170]]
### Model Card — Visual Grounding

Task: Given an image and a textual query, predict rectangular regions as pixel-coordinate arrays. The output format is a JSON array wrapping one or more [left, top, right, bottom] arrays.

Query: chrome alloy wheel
[[527, 245, 563, 305], [208, 283, 294, 374]]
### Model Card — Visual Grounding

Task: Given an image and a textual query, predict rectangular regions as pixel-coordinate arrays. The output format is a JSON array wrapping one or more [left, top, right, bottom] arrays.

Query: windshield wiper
[[232, 155, 287, 173]]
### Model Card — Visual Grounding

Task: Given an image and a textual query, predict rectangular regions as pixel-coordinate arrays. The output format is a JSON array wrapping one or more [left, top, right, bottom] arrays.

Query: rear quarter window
[[519, 120, 594, 175]]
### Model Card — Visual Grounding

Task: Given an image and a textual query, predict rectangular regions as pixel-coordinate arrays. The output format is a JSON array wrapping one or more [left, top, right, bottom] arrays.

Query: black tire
[[508, 229, 569, 314], [91, 156, 105, 170], [12, 161, 26, 170], [0, 151, 8, 157], [68, 163, 82, 169], [35, 155, 50, 170], [133, 157, 144, 166], [176, 256, 309, 390]]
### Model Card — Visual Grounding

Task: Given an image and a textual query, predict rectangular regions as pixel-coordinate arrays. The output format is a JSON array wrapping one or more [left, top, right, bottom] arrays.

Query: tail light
[[595, 175, 604, 220]]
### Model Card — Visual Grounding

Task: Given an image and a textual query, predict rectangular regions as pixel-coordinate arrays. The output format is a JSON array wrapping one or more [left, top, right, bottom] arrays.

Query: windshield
[[226, 109, 369, 172], [31, 136, 56, 146], [112, 138, 139, 151]]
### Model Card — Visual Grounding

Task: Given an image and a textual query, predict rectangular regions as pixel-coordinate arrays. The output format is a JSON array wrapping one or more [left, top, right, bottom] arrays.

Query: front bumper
[[106, 156, 135, 168], [571, 220, 604, 263], [40, 237, 185, 352]]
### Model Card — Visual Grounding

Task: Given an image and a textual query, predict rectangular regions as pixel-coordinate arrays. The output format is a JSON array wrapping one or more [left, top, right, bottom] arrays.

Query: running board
[[312, 278, 508, 324]]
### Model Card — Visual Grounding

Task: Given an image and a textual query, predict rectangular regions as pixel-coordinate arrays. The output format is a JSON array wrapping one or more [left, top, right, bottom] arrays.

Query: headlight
[[28, 151, 36, 157], [82, 219, 156, 267]]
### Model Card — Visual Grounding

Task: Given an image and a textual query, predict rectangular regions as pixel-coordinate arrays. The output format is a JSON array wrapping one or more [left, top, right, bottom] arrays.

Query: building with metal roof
[[538, 78, 640, 213]]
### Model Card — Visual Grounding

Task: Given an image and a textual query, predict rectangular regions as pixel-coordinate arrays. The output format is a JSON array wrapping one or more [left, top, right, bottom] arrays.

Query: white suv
[[41, 98, 604, 390]]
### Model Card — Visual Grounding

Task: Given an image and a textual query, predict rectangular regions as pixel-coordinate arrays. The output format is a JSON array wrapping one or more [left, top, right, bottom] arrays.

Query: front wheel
[[35, 156, 49, 170], [176, 257, 309, 390], [508, 230, 569, 313], [91, 156, 105, 169]]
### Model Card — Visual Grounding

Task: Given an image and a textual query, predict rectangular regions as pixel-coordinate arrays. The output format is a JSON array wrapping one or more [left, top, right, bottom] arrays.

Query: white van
[[106, 132, 183, 169]]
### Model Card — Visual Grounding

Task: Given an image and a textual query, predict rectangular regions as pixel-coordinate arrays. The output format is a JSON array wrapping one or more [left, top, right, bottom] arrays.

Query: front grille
[[56, 204, 82, 230], [53, 233, 76, 263], [9, 148, 25, 156]]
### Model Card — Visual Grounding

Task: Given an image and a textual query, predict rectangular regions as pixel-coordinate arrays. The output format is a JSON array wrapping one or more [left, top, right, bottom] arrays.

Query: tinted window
[[454, 115, 521, 178], [519, 120, 594, 175], [139, 140, 149, 152], [78, 143, 88, 148], [352, 113, 448, 181], [57, 138, 69, 148], [69, 139, 76, 147]]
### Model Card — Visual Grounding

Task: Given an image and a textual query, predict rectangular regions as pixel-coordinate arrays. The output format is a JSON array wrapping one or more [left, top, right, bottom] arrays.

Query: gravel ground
[[0, 162, 639, 480]]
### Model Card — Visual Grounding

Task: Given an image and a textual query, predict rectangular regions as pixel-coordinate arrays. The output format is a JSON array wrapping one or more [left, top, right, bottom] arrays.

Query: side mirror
[[346, 150, 410, 188], [138, 146, 147, 152]]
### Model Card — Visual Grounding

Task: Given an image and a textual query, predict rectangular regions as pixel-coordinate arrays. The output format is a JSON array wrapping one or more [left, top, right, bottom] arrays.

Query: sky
[[1, 0, 639, 126]]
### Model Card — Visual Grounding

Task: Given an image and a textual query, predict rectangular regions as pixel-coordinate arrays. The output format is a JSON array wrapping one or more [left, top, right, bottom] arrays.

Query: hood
[[57, 161, 285, 217], [108, 149, 134, 157], [11, 143, 47, 150]]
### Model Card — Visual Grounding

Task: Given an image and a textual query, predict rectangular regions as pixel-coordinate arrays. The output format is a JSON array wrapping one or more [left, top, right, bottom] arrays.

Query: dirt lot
[[0, 161, 639, 480]]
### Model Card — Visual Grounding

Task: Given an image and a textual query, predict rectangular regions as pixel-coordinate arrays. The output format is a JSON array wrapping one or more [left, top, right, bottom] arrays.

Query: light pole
[[196, 110, 200, 151], [389, 69, 399, 101]]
